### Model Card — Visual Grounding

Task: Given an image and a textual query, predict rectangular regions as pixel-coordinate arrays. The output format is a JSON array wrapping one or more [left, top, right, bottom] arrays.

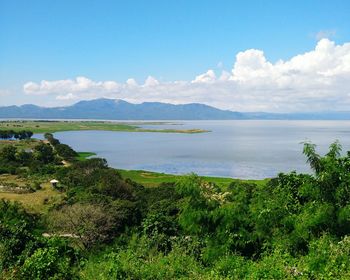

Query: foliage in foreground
[[0, 200, 78, 279], [2, 140, 350, 279], [79, 141, 350, 279]]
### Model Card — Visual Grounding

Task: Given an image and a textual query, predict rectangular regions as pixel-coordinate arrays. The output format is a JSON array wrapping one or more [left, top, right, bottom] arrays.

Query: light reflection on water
[[36, 120, 350, 179]]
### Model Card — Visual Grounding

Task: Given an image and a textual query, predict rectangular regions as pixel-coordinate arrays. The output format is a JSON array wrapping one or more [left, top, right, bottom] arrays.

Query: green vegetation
[[0, 139, 39, 150], [0, 176, 64, 213], [0, 120, 209, 134], [118, 169, 268, 188], [1, 134, 350, 279], [0, 129, 33, 140], [76, 152, 96, 161]]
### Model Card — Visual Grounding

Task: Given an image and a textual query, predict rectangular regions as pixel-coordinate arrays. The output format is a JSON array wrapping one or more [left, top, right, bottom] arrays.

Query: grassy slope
[[0, 175, 64, 213], [0, 139, 39, 150], [0, 120, 209, 134]]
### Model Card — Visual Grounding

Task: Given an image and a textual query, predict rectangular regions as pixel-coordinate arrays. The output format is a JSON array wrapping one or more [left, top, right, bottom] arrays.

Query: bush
[[0, 200, 37, 271], [19, 238, 77, 280], [49, 203, 116, 248]]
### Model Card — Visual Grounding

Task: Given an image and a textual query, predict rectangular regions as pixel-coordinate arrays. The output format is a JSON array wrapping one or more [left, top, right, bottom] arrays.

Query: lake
[[47, 120, 350, 179]]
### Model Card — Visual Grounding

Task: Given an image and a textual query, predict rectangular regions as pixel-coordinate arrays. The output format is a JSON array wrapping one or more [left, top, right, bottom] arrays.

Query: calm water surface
[[46, 120, 350, 179]]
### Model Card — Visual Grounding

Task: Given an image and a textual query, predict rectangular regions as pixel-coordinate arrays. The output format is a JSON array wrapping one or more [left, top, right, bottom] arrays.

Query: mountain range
[[0, 98, 350, 120]]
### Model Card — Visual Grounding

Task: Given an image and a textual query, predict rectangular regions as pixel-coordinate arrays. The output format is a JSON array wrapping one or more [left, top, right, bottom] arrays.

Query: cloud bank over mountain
[[23, 39, 350, 112]]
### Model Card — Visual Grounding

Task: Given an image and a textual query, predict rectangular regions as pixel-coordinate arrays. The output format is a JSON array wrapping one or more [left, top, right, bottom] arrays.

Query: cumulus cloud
[[143, 76, 160, 87], [23, 39, 350, 112], [23, 76, 120, 95], [192, 70, 216, 83], [126, 78, 138, 87]]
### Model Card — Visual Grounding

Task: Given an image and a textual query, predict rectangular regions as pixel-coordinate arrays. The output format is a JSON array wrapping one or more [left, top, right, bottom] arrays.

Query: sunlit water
[[36, 120, 350, 179]]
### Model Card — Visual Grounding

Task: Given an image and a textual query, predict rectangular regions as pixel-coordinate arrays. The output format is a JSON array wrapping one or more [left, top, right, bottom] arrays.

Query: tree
[[93, 169, 133, 200], [303, 141, 348, 203], [0, 200, 37, 270], [34, 143, 55, 164], [0, 130, 14, 139], [49, 203, 116, 248], [0, 130, 33, 140], [44, 132, 53, 140], [44, 133, 60, 146], [0, 145, 17, 162], [16, 130, 33, 140], [74, 158, 108, 174], [16, 150, 33, 165], [55, 143, 78, 160]]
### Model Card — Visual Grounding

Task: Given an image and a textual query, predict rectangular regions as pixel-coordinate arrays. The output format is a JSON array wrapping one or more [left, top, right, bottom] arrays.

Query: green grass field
[[117, 169, 268, 188], [76, 152, 96, 161], [0, 120, 209, 134], [0, 174, 64, 213], [0, 139, 39, 150]]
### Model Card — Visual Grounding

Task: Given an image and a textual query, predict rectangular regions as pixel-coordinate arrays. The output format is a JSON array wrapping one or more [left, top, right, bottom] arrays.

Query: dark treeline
[[0, 130, 33, 140], [44, 133, 78, 160], [1, 139, 350, 279]]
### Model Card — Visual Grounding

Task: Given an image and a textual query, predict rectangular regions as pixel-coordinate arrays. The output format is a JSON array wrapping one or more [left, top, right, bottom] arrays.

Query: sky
[[1, 0, 350, 112]]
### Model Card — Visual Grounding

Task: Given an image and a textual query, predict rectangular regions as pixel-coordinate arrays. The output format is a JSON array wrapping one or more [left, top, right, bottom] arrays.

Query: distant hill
[[1, 98, 350, 120], [0, 99, 243, 120]]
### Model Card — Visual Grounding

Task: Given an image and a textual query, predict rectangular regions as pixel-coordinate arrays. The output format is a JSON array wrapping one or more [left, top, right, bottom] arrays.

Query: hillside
[[0, 99, 243, 120], [2, 98, 350, 120]]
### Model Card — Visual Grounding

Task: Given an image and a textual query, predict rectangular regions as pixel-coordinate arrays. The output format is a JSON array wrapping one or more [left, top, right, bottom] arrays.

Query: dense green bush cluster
[[0, 134, 78, 175], [2, 140, 350, 279], [0, 200, 78, 279], [78, 142, 350, 279], [0, 143, 59, 175]]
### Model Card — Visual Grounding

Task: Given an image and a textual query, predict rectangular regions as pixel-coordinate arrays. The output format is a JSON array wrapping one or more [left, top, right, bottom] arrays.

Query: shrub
[[19, 238, 77, 280]]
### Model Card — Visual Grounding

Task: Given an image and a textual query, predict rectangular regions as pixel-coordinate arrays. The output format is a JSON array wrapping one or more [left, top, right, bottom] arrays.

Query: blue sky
[[1, 0, 350, 111]]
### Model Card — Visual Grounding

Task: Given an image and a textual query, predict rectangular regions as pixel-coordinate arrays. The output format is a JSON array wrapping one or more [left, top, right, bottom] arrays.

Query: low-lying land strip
[[118, 169, 268, 188], [0, 120, 209, 134]]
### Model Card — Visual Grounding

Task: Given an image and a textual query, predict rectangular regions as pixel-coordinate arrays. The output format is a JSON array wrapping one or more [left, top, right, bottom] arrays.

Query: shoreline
[[116, 168, 268, 188], [75, 151, 268, 186], [0, 120, 209, 134]]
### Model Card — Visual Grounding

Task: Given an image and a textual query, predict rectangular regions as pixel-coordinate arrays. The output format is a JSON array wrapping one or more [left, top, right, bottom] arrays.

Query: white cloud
[[192, 70, 216, 83], [143, 76, 159, 87], [23, 76, 120, 95], [23, 39, 350, 112], [126, 78, 138, 87], [219, 70, 231, 81], [23, 82, 40, 93]]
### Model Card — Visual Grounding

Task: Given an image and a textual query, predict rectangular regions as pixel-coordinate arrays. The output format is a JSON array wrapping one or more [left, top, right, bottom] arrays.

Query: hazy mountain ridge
[[1, 98, 350, 120]]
